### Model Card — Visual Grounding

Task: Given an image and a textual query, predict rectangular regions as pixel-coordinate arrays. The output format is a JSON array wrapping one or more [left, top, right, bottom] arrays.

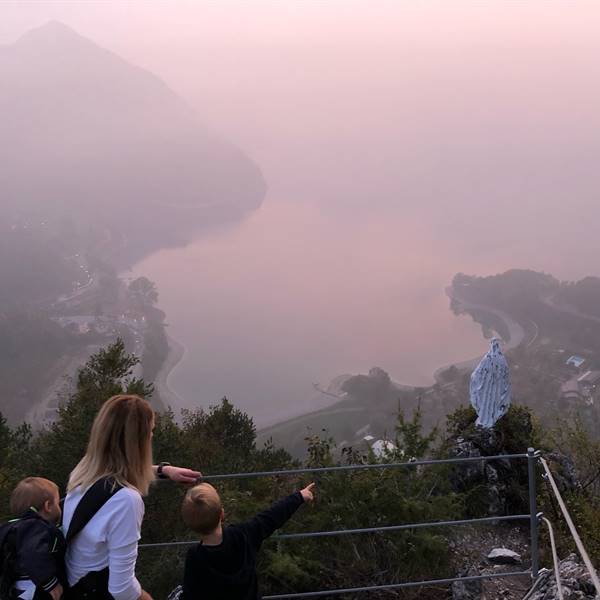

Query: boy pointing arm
[[180, 483, 316, 600]]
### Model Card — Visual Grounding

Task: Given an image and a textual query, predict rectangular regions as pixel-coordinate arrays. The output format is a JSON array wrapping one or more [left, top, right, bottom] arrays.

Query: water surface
[[133, 198, 493, 426]]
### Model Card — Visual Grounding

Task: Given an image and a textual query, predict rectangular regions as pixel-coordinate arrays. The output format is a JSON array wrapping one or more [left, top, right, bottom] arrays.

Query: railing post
[[527, 447, 539, 578]]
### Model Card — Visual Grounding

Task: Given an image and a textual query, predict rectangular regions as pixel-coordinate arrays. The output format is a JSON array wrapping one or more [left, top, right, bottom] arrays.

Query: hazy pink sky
[[3, 1, 600, 47], [3, 3, 600, 159], [4, 2, 600, 422], [5, 2, 600, 294]]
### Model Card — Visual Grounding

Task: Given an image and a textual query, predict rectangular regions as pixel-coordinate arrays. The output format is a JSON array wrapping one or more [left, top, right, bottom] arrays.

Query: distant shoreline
[[153, 332, 187, 412], [432, 285, 526, 381], [155, 283, 526, 424]]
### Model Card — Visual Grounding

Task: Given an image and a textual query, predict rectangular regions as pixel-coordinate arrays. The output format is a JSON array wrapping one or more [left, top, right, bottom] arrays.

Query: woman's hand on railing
[[161, 465, 202, 483]]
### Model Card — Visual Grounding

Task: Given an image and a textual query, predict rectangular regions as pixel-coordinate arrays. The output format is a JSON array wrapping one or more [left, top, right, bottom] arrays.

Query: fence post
[[527, 447, 539, 578]]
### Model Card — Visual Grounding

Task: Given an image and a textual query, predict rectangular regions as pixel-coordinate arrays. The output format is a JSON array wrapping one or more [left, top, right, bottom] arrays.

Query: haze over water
[[133, 198, 494, 426], [5, 2, 600, 425], [127, 2, 600, 425]]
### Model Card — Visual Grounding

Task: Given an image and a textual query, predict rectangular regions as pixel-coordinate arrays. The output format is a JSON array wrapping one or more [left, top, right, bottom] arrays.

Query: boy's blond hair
[[10, 477, 59, 515], [181, 483, 223, 534]]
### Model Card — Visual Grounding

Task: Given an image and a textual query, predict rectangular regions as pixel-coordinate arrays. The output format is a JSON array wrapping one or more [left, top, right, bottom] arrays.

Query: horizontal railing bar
[[263, 570, 530, 598], [276, 514, 530, 540], [197, 453, 528, 481], [138, 514, 530, 548]]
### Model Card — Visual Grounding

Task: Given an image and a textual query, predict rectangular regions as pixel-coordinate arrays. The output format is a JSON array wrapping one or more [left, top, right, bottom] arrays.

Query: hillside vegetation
[[2, 342, 599, 598]]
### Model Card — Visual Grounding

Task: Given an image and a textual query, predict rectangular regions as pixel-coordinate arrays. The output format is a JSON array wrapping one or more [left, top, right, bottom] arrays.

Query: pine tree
[[30, 339, 153, 490]]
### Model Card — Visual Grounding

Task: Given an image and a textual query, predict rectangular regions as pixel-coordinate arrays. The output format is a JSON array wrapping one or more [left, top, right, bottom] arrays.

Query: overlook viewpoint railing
[[140, 450, 548, 598]]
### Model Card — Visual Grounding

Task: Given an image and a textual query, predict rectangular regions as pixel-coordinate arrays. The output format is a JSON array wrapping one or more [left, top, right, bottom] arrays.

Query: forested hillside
[[2, 342, 599, 598], [0, 21, 266, 266], [0, 21, 267, 423]]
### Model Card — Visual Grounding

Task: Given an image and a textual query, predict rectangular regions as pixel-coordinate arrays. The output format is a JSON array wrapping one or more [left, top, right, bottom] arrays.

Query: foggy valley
[[2, 5, 600, 432], [4, 4, 600, 599]]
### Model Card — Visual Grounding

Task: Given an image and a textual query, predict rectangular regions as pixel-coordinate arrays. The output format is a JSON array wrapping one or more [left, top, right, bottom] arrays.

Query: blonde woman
[[62, 395, 200, 600]]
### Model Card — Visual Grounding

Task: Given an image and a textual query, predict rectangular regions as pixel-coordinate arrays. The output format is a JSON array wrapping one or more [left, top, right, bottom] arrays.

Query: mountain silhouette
[[0, 21, 266, 262]]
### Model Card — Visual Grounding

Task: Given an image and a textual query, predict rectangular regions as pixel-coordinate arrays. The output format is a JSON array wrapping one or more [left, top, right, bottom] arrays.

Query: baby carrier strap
[[63, 478, 123, 600], [65, 477, 123, 543]]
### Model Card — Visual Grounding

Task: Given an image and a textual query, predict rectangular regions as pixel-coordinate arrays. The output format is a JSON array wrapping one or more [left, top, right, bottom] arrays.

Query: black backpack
[[0, 478, 122, 600], [0, 518, 20, 600]]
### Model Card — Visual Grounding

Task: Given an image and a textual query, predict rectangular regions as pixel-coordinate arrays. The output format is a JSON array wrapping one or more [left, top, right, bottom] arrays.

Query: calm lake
[[129, 23, 600, 428], [132, 197, 496, 427]]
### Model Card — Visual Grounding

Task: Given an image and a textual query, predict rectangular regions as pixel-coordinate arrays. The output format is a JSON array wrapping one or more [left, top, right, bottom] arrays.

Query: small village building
[[562, 370, 600, 405], [560, 378, 582, 401], [566, 355, 586, 368], [577, 370, 600, 396]]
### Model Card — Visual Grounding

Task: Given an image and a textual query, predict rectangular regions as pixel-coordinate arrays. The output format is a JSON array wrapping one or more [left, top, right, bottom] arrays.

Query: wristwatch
[[157, 462, 171, 479]]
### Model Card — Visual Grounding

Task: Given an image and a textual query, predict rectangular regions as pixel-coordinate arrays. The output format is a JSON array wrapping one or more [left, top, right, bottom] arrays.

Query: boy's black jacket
[[0, 509, 66, 599], [182, 492, 304, 600]]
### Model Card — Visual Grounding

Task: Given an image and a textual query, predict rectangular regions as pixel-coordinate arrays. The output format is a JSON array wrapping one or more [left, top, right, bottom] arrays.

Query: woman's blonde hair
[[68, 394, 155, 495]]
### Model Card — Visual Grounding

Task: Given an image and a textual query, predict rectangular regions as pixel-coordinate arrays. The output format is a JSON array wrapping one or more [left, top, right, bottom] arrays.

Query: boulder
[[487, 548, 522, 565], [546, 453, 582, 493], [452, 567, 483, 600]]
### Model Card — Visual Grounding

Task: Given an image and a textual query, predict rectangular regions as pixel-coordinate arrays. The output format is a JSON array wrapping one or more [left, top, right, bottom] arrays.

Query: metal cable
[[541, 517, 564, 600], [539, 456, 600, 597], [521, 569, 550, 600], [194, 453, 528, 481], [141, 453, 534, 597], [262, 570, 530, 599], [139, 513, 530, 548]]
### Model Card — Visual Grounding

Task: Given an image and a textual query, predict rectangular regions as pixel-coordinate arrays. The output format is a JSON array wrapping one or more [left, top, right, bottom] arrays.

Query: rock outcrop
[[449, 425, 522, 516], [526, 554, 597, 600], [452, 567, 483, 600], [446, 400, 536, 517]]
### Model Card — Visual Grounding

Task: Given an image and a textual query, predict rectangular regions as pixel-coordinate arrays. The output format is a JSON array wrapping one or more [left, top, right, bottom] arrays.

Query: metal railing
[[539, 456, 600, 597], [141, 449, 541, 598], [541, 517, 563, 600]]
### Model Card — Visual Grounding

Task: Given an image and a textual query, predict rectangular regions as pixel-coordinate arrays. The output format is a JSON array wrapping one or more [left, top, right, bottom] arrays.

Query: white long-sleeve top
[[63, 485, 144, 600]]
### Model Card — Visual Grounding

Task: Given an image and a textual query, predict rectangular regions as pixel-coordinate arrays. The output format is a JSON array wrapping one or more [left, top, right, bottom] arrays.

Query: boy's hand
[[300, 483, 316, 503], [49, 584, 63, 600], [139, 589, 154, 600]]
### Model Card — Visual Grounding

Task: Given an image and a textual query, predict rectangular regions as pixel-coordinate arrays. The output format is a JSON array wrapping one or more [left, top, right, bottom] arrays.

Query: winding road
[[432, 285, 527, 382], [542, 292, 600, 325]]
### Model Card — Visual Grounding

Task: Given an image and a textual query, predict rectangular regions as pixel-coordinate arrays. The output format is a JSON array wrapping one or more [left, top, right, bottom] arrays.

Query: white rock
[[487, 548, 522, 564]]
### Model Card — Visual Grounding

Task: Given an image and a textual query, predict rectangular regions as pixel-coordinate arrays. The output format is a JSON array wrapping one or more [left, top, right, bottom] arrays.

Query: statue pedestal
[[447, 410, 532, 517]]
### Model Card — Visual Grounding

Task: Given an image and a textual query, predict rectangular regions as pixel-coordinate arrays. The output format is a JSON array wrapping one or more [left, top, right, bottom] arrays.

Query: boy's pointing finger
[[300, 482, 316, 502]]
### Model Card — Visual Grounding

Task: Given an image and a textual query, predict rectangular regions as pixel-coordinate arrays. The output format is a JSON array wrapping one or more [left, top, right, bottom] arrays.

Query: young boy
[[0, 478, 65, 600], [180, 481, 316, 600]]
